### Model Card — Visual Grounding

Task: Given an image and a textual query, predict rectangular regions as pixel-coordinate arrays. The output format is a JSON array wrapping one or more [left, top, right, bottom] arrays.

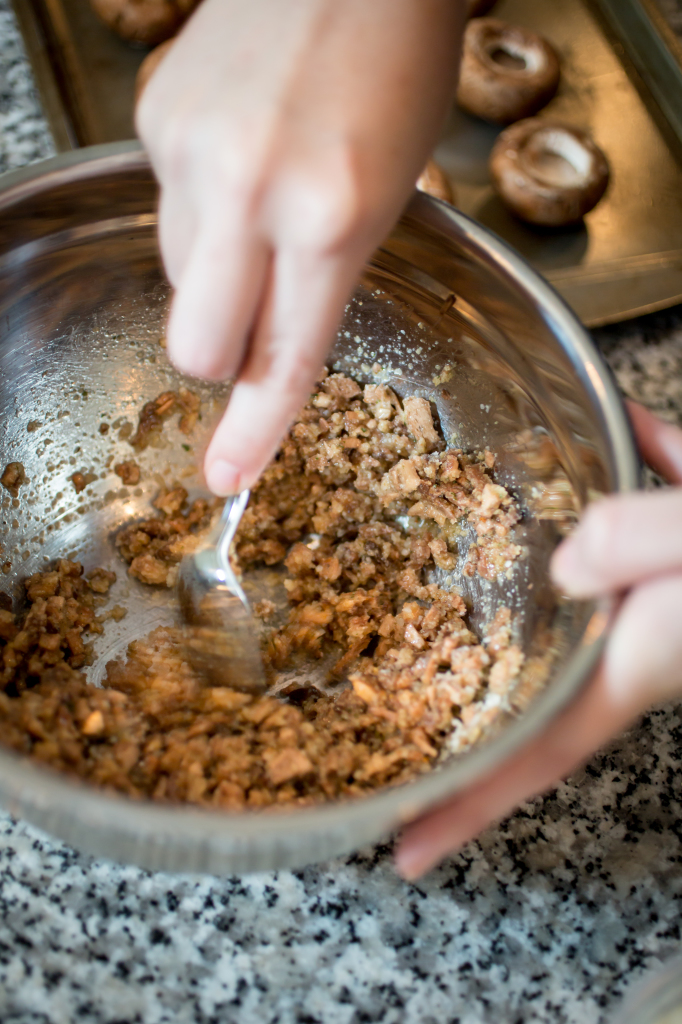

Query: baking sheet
[[11, 0, 682, 327]]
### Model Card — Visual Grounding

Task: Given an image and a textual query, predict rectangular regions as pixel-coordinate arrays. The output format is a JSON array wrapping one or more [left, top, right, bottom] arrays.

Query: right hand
[[136, 0, 464, 495]]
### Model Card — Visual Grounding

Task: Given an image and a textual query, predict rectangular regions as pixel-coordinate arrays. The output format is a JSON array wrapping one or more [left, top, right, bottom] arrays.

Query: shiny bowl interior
[[0, 143, 638, 873]]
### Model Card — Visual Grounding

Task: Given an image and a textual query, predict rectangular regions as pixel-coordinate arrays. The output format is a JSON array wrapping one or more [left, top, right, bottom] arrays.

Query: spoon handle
[[216, 489, 250, 572]]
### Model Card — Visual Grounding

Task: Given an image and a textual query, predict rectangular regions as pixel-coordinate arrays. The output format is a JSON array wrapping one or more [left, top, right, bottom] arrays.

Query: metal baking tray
[[11, 0, 682, 327]]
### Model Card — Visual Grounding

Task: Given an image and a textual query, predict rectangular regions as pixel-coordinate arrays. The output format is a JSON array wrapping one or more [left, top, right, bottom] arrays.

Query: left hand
[[395, 402, 682, 879]]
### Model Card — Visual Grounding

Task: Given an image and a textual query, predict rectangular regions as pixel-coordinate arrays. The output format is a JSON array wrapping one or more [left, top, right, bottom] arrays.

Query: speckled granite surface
[[1, 3, 682, 1023], [0, 1, 54, 174]]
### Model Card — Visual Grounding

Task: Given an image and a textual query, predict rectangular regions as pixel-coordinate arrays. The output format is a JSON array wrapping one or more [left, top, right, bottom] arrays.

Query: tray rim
[[589, 0, 682, 155], [10, 0, 76, 150], [11, 0, 119, 148]]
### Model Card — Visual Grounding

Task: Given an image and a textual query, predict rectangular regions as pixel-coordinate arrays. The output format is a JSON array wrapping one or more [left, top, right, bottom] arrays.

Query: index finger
[[204, 245, 363, 495]]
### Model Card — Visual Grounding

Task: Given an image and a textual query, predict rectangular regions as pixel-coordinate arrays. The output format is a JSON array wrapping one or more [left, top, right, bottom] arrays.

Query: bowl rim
[[0, 143, 640, 863]]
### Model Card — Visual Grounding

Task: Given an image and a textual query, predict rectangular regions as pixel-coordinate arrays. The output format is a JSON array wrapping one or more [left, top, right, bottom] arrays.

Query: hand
[[396, 401, 682, 879], [136, 0, 464, 495]]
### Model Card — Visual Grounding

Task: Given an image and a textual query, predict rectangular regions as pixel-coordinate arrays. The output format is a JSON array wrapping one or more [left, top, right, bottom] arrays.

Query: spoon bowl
[[177, 490, 267, 695]]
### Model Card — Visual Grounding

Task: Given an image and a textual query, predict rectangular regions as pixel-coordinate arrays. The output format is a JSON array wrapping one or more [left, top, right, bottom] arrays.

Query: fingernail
[[206, 459, 242, 497], [548, 536, 593, 598], [394, 840, 438, 881], [550, 535, 585, 594]]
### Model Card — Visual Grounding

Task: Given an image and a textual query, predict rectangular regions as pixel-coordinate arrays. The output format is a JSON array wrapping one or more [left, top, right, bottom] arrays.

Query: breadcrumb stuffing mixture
[[129, 386, 200, 449], [0, 461, 27, 497], [0, 373, 526, 808]]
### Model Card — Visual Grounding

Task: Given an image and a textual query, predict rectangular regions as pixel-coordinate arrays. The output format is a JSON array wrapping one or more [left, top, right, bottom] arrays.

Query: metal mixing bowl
[[0, 143, 638, 873]]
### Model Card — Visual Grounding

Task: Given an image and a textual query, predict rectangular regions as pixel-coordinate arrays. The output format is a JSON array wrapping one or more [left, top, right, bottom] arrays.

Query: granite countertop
[[2, 2, 682, 1022]]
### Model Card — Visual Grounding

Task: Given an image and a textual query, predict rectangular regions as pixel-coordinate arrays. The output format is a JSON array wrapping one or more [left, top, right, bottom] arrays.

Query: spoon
[[177, 489, 267, 694]]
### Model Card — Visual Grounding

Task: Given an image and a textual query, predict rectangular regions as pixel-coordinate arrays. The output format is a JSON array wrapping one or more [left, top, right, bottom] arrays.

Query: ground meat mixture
[[1, 462, 27, 497], [129, 387, 200, 450], [234, 372, 521, 677], [71, 472, 87, 494], [0, 373, 526, 808], [116, 489, 221, 588], [114, 461, 141, 486], [71, 470, 96, 494], [0, 560, 115, 692]]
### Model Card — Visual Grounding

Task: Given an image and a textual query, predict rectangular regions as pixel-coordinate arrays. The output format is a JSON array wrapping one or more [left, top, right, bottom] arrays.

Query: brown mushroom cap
[[490, 118, 610, 227], [467, 0, 498, 17], [135, 38, 174, 101], [89, 0, 199, 47], [416, 160, 456, 205], [457, 18, 560, 125]]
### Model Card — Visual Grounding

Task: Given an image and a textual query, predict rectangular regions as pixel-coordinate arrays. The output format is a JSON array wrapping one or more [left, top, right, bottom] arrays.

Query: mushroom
[[467, 0, 498, 17], [89, 0, 199, 47], [416, 160, 456, 205], [490, 119, 610, 227], [457, 18, 560, 125]]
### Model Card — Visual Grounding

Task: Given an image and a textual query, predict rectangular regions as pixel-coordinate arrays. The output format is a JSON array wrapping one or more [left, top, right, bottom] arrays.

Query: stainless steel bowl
[[0, 143, 638, 873]]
